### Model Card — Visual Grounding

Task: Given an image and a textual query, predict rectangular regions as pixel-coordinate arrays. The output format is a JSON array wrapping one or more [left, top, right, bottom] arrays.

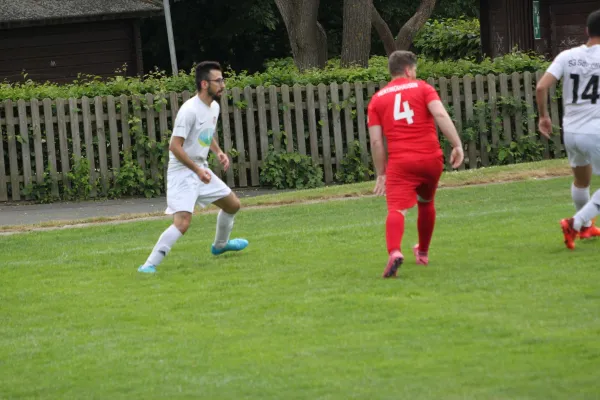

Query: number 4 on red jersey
[[394, 93, 415, 124]]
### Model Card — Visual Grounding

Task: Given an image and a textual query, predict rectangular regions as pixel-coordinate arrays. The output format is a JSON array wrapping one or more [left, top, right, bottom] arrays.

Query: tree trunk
[[371, 0, 436, 54], [341, 0, 373, 68], [316, 22, 328, 67], [371, 4, 395, 56], [394, 0, 436, 50], [274, 0, 328, 71]]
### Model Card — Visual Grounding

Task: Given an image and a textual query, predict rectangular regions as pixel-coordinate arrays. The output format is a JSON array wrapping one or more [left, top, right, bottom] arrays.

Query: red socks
[[386, 211, 405, 254], [417, 201, 436, 253], [386, 201, 436, 255]]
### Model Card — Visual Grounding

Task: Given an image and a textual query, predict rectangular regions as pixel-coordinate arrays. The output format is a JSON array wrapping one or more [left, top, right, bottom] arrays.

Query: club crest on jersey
[[198, 128, 214, 147]]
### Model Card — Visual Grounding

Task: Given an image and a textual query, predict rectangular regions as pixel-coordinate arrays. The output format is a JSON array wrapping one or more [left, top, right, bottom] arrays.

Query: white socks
[[573, 189, 600, 231], [571, 184, 590, 211], [214, 210, 235, 249], [571, 184, 592, 228], [143, 211, 236, 267], [144, 225, 183, 267]]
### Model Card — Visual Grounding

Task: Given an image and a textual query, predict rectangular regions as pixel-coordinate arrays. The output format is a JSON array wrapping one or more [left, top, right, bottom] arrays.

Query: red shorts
[[385, 156, 444, 211]]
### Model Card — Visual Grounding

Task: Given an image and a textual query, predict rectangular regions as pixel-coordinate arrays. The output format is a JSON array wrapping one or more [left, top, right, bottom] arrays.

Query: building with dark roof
[[0, 0, 163, 83]]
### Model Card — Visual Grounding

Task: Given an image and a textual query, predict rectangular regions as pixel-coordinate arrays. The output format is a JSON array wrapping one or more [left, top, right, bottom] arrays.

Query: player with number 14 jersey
[[536, 8, 600, 250]]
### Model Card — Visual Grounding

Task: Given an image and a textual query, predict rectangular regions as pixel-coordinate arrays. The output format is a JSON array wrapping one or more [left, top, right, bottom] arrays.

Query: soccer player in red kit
[[367, 51, 464, 278]]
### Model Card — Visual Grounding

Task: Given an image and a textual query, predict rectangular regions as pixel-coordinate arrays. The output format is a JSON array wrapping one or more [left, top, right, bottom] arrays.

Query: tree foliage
[[413, 18, 481, 61], [141, 0, 289, 74], [140, 0, 479, 74]]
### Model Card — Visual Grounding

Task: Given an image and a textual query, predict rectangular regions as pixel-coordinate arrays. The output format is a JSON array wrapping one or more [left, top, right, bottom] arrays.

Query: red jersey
[[367, 77, 443, 161]]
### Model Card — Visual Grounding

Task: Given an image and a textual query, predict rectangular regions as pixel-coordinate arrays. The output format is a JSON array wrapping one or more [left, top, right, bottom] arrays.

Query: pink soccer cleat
[[383, 250, 403, 278], [413, 244, 429, 266]]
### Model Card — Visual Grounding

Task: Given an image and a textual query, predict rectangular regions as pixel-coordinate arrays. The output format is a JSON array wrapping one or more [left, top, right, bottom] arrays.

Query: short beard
[[208, 87, 221, 102]]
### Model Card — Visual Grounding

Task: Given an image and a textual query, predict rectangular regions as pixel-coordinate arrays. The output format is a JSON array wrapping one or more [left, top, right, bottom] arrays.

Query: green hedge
[[0, 51, 550, 101]]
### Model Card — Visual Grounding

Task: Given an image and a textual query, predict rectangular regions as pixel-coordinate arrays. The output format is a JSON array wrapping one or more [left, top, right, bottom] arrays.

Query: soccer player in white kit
[[138, 61, 248, 273], [536, 9, 600, 250]]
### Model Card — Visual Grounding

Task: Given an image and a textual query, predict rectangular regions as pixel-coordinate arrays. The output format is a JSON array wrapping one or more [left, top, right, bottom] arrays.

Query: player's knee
[[574, 176, 591, 188], [174, 215, 192, 234], [224, 198, 241, 214], [231, 198, 241, 213], [572, 164, 592, 187], [176, 221, 191, 234]]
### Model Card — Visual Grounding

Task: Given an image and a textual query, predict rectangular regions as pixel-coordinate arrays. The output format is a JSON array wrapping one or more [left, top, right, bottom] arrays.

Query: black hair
[[588, 9, 600, 37], [195, 61, 222, 91]]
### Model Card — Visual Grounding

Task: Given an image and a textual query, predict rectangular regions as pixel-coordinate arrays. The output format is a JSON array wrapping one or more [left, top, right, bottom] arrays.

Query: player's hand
[[196, 167, 211, 184], [373, 175, 386, 196], [538, 115, 552, 139], [450, 146, 464, 169], [217, 151, 230, 171]]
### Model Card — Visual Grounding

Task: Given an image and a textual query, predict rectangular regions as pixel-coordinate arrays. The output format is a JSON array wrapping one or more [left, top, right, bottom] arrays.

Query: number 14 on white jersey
[[393, 93, 415, 124]]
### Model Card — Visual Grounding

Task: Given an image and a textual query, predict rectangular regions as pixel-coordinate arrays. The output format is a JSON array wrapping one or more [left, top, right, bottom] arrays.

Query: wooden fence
[[0, 70, 563, 202]]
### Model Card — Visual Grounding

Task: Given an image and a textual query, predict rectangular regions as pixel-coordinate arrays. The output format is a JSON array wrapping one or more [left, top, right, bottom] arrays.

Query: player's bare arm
[[369, 125, 387, 196], [427, 100, 464, 169], [210, 137, 229, 171], [169, 137, 211, 183], [535, 72, 558, 139]]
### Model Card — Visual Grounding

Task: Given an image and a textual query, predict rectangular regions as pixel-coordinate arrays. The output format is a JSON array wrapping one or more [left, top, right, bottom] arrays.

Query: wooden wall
[[482, 0, 598, 58], [480, 0, 535, 58], [481, 0, 509, 57], [0, 19, 142, 84], [536, 0, 598, 56]]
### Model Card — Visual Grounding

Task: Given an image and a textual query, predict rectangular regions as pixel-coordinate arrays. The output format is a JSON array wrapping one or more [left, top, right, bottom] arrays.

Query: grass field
[[1, 171, 600, 399]]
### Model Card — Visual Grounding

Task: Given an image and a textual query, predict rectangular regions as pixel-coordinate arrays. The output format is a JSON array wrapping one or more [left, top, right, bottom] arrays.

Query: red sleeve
[[367, 97, 381, 127], [422, 82, 441, 104]]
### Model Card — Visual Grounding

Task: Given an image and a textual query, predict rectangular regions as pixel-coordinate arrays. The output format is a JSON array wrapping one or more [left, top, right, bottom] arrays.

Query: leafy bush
[[1, 51, 550, 101], [109, 151, 163, 199], [65, 155, 95, 201], [259, 147, 324, 190], [413, 18, 481, 61], [449, 92, 560, 169], [22, 164, 61, 204], [334, 141, 374, 184], [22, 155, 95, 203], [231, 51, 549, 88], [0, 69, 196, 101], [489, 135, 546, 165]]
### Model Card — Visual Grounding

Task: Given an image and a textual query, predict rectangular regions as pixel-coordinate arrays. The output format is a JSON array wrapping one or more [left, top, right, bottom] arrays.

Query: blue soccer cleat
[[138, 264, 157, 274], [211, 238, 249, 255]]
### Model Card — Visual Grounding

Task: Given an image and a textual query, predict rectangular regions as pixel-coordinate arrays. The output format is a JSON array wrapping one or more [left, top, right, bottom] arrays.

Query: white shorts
[[564, 133, 600, 175], [165, 166, 231, 214]]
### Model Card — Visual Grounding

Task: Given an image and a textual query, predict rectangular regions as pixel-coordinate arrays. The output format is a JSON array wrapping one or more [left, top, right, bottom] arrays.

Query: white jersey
[[546, 44, 600, 134], [168, 95, 220, 172]]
